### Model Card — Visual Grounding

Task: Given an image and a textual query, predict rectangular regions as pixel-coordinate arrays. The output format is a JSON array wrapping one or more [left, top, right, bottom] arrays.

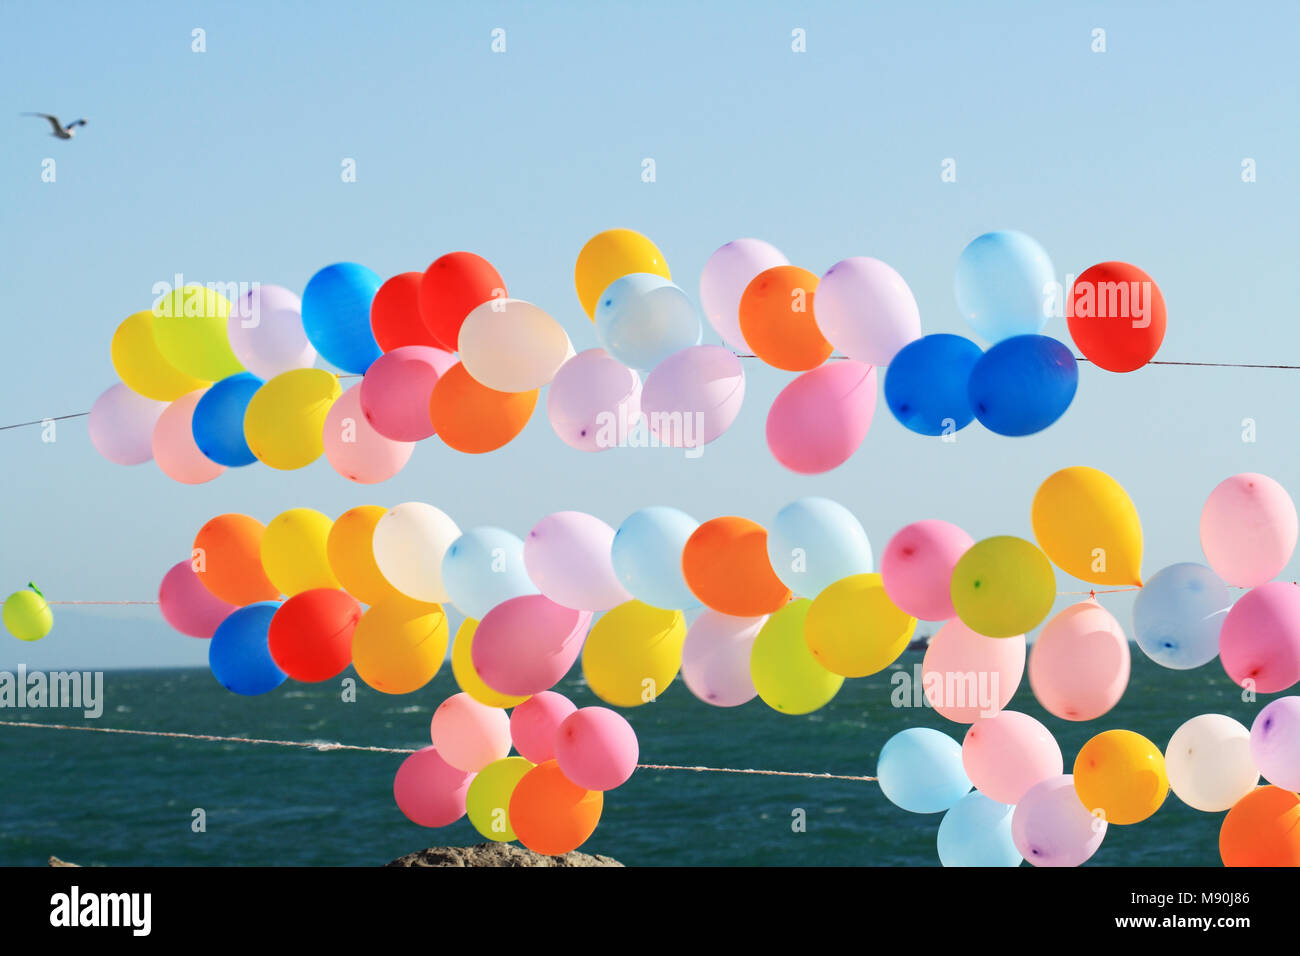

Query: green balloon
[[4, 590, 53, 642], [750, 599, 843, 715], [950, 535, 1055, 638], [466, 756, 534, 842]]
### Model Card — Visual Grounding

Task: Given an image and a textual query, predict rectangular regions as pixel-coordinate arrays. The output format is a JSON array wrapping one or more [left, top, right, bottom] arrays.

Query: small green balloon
[[466, 756, 534, 842], [750, 598, 843, 715], [950, 535, 1056, 638], [4, 590, 53, 642]]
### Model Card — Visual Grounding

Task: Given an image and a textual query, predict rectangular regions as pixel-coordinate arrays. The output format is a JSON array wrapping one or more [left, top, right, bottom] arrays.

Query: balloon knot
[[27, 581, 43, 599], [1088, 589, 1096, 600]]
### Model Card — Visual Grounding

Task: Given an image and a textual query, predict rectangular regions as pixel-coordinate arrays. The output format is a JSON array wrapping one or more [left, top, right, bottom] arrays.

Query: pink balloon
[[392, 745, 474, 827], [814, 257, 921, 366], [962, 711, 1063, 805], [226, 284, 316, 380], [429, 692, 513, 773], [881, 520, 974, 621], [158, 560, 237, 638], [922, 619, 1024, 723], [681, 610, 766, 707], [698, 238, 790, 351], [766, 361, 877, 474], [510, 691, 577, 764], [524, 512, 630, 611], [322, 383, 414, 483], [471, 595, 592, 695], [359, 345, 457, 441], [89, 383, 166, 465], [1029, 601, 1130, 720], [1220, 581, 1300, 694], [1200, 473, 1298, 587], [1011, 774, 1106, 868], [555, 707, 639, 791], [641, 345, 745, 448], [546, 349, 642, 452], [152, 389, 225, 484]]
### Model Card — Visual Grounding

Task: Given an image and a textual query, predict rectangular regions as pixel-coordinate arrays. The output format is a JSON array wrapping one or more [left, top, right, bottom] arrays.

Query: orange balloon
[[1220, 785, 1300, 866], [428, 363, 537, 454], [193, 513, 279, 605], [739, 266, 831, 371], [682, 517, 792, 617], [508, 760, 604, 856], [326, 505, 405, 606]]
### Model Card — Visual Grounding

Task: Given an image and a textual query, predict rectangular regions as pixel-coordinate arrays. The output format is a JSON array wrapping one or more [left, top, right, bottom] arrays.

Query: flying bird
[[22, 113, 88, 139]]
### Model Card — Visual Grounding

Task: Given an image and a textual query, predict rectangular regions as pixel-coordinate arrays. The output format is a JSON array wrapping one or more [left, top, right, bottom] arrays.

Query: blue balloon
[[301, 262, 383, 374], [937, 792, 1022, 867], [967, 334, 1077, 436], [766, 497, 873, 598], [611, 507, 701, 609], [209, 602, 286, 696], [954, 230, 1055, 343], [1132, 562, 1231, 670], [191, 372, 262, 466], [594, 274, 702, 371], [441, 527, 538, 620], [884, 333, 983, 436], [877, 727, 971, 814]]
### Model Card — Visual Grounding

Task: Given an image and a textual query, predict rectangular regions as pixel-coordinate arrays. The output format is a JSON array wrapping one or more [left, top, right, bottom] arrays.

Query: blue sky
[[2, 0, 1298, 669]]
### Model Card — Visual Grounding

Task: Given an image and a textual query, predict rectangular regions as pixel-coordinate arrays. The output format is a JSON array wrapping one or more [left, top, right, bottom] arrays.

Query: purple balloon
[[815, 257, 921, 366], [226, 284, 316, 381], [525, 512, 630, 611], [1250, 696, 1300, 791], [88, 383, 167, 465], [546, 349, 642, 453], [1012, 774, 1106, 867], [640, 345, 745, 449], [681, 610, 767, 707], [699, 238, 789, 351], [470, 595, 592, 696]]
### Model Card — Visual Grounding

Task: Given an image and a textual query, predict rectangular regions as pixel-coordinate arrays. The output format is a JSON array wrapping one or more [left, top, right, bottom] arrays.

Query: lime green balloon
[[151, 285, 244, 381], [750, 598, 843, 715], [950, 535, 1056, 638], [466, 756, 535, 841], [4, 590, 53, 642]]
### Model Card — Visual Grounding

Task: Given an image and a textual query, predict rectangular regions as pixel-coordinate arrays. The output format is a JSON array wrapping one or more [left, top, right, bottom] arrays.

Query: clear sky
[[2, 0, 1298, 670]]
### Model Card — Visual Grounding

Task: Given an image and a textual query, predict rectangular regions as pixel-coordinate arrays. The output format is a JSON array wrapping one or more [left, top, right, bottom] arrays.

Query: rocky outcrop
[[386, 843, 623, 867]]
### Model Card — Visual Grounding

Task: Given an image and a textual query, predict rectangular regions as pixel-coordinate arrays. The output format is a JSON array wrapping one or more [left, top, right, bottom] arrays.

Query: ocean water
[[0, 650, 1271, 867]]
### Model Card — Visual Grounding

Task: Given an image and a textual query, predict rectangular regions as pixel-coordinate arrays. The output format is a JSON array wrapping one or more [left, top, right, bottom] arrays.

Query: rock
[[386, 843, 623, 867], [48, 856, 79, 867]]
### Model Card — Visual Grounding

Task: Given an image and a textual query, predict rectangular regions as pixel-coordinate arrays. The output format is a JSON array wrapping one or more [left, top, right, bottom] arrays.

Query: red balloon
[[268, 588, 361, 682], [371, 272, 442, 351], [1067, 262, 1166, 372], [419, 252, 507, 352]]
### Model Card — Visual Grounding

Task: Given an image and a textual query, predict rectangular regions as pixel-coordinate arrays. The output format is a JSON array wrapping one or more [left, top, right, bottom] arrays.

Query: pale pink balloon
[[1219, 581, 1300, 694], [322, 383, 414, 483], [699, 238, 790, 351], [359, 345, 457, 441], [546, 349, 642, 452], [555, 707, 639, 791], [429, 692, 513, 773], [641, 345, 745, 448], [524, 511, 631, 611], [152, 389, 225, 484], [1028, 601, 1130, 721], [1200, 473, 1298, 587], [681, 610, 767, 707], [510, 691, 577, 764], [962, 710, 1063, 805], [766, 361, 877, 474], [814, 257, 922, 366], [392, 746, 474, 827], [89, 383, 166, 465], [158, 560, 237, 638], [1012, 774, 1106, 868], [226, 284, 316, 380], [471, 595, 592, 696], [922, 618, 1024, 723], [881, 520, 974, 621]]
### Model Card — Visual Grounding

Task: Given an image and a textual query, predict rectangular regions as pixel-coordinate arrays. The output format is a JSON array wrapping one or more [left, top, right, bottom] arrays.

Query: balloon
[[546, 349, 642, 452], [750, 599, 843, 714], [1164, 714, 1258, 813], [525, 511, 630, 612], [207, 602, 286, 695], [1012, 775, 1106, 867], [226, 284, 316, 380], [193, 514, 279, 605], [300, 262, 383, 373], [766, 361, 877, 474], [938, 792, 1023, 868], [459, 299, 574, 392], [1068, 262, 1166, 372], [738, 266, 830, 371], [419, 252, 507, 352], [466, 756, 534, 842], [1219, 786, 1300, 867], [153, 390, 226, 484], [954, 231, 1054, 343], [325, 505, 404, 606], [582, 601, 686, 707], [472, 595, 591, 696], [640, 345, 745, 449], [3, 589, 52, 642], [1073, 730, 1168, 825], [682, 516, 791, 617], [359, 345, 457, 441], [351, 597, 448, 694], [967, 335, 1077, 436], [158, 561, 236, 638], [509, 760, 604, 855], [574, 228, 670, 320], [1032, 466, 1143, 586], [806, 573, 917, 678], [877, 727, 971, 814], [267, 589, 361, 682], [1029, 601, 1130, 721], [428, 363, 537, 453], [510, 691, 577, 764], [393, 746, 474, 828], [814, 257, 921, 365], [922, 619, 1024, 722], [767, 497, 873, 598], [963, 711, 1062, 805], [1132, 563, 1230, 670], [1251, 696, 1300, 791], [191, 372, 260, 466], [369, 272, 442, 351], [88, 383, 166, 465], [322, 383, 414, 483], [699, 238, 790, 351], [681, 610, 766, 707], [555, 707, 639, 791], [610, 506, 700, 609], [151, 285, 243, 381], [430, 693, 512, 773], [111, 309, 207, 400], [1219, 581, 1300, 693], [443, 527, 538, 620], [594, 274, 702, 371], [950, 536, 1056, 638], [243, 368, 341, 469], [451, 619, 529, 709], [372, 503, 461, 603], [1200, 473, 1297, 588], [261, 508, 339, 596], [883, 333, 982, 436], [881, 520, 973, 621]]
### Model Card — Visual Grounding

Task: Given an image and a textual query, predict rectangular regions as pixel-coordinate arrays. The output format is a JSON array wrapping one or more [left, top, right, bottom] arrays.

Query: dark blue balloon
[[301, 262, 383, 374], [967, 334, 1078, 436], [884, 333, 983, 436], [192, 372, 262, 466], [209, 602, 286, 696]]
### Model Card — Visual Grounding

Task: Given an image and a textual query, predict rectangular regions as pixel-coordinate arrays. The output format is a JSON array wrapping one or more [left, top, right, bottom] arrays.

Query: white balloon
[[226, 284, 316, 380], [458, 298, 573, 392], [372, 502, 461, 603], [1164, 714, 1259, 812]]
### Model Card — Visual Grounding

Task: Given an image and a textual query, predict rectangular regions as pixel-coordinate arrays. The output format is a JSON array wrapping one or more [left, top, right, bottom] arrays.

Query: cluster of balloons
[[3, 582, 52, 642]]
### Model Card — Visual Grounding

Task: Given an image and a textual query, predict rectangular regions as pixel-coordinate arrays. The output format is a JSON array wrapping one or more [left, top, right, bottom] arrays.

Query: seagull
[[22, 113, 87, 139]]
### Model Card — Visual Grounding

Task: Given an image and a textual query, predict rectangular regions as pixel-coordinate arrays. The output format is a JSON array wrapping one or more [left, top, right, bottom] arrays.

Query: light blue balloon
[[594, 273, 702, 371], [954, 230, 1055, 344], [937, 792, 1022, 867], [441, 527, 538, 620], [611, 507, 700, 610], [301, 262, 383, 374], [767, 497, 873, 598], [1132, 562, 1231, 670], [877, 727, 971, 814], [209, 602, 285, 696]]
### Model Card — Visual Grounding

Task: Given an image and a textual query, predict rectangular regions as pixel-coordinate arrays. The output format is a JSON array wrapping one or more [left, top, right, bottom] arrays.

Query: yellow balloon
[[750, 599, 843, 715], [111, 310, 209, 400], [326, 505, 404, 605], [1074, 729, 1169, 825], [573, 229, 671, 319], [243, 368, 340, 469], [805, 573, 916, 677], [150, 285, 244, 381], [1032, 466, 1143, 586], [452, 618, 528, 708], [466, 756, 535, 842], [350, 596, 448, 694], [4, 590, 53, 642], [950, 536, 1055, 638], [261, 508, 339, 596], [581, 600, 685, 707]]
